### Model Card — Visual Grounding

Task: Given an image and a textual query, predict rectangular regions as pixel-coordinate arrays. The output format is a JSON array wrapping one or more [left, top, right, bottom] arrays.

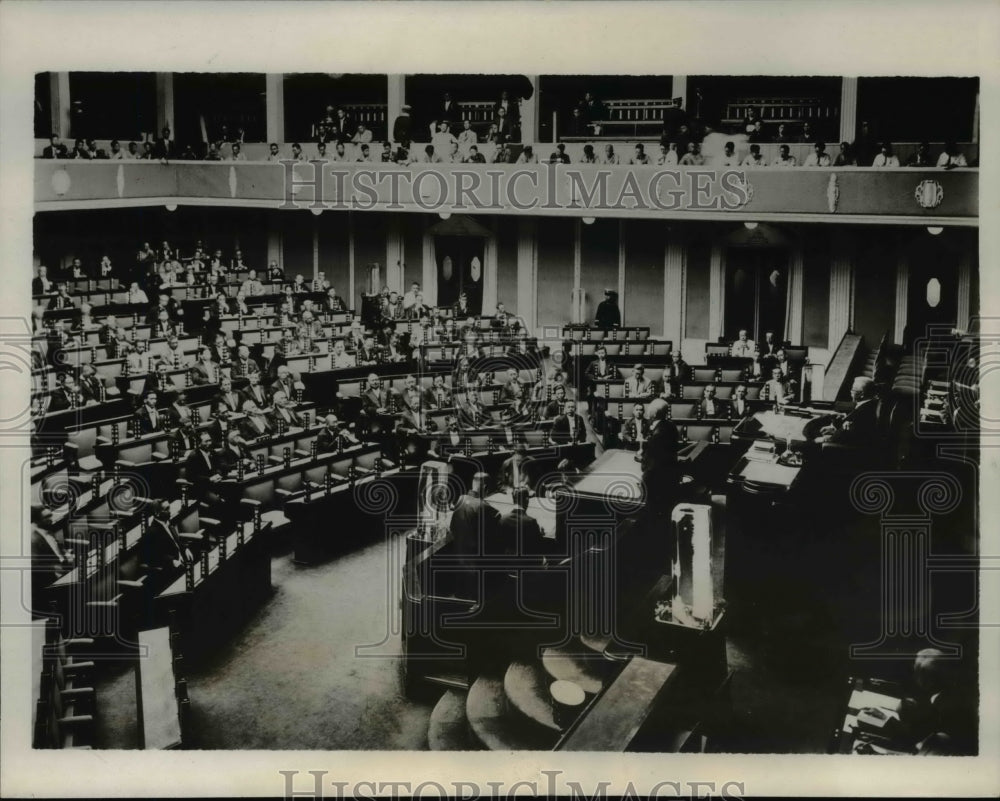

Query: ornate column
[[265, 74, 285, 144], [482, 220, 499, 315], [517, 218, 537, 334], [520, 75, 540, 143], [708, 244, 724, 341], [894, 252, 909, 344], [663, 235, 685, 346], [387, 75, 405, 142], [956, 254, 973, 332], [671, 75, 688, 110], [839, 77, 858, 144], [422, 228, 437, 308], [49, 72, 71, 139], [385, 217, 404, 293], [828, 232, 854, 346], [617, 220, 627, 326], [787, 244, 805, 344]]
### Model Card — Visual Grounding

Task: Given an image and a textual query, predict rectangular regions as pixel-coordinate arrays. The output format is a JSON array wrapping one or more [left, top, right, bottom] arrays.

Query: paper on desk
[[850, 689, 902, 713]]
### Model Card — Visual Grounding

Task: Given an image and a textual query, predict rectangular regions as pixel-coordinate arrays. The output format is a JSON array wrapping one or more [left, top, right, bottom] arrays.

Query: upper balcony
[[34, 156, 977, 228]]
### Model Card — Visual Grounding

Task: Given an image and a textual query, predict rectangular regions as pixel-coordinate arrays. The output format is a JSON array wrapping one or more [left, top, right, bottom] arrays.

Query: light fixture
[[438, 211, 451, 220], [927, 226, 944, 236], [582, 216, 595, 225], [165, 202, 177, 212], [51, 169, 71, 197], [743, 221, 758, 230], [310, 207, 323, 216]]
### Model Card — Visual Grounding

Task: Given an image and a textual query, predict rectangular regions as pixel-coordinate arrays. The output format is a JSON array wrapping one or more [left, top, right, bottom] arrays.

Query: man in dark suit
[[621, 403, 651, 449], [218, 430, 252, 477], [239, 399, 273, 440], [230, 345, 260, 380], [141, 499, 196, 594], [46, 284, 75, 311], [32, 266, 56, 296], [316, 414, 359, 453], [212, 376, 242, 419], [449, 472, 503, 598], [135, 391, 165, 434], [269, 391, 302, 431], [817, 376, 880, 447], [422, 375, 452, 410], [361, 374, 391, 418], [550, 400, 587, 445], [498, 445, 534, 492], [640, 400, 682, 515], [499, 487, 551, 562], [184, 432, 223, 503], [190, 347, 221, 386], [42, 134, 68, 159], [77, 364, 106, 404], [48, 375, 85, 413], [240, 371, 270, 412], [152, 127, 177, 161]]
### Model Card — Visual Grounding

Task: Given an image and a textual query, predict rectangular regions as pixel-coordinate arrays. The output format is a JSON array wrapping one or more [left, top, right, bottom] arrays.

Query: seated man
[[329, 339, 356, 370], [361, 374, 391, 418], [141, 499, 199, 594], [316, 414, 360, 453], [218, 429, 254, 476], [730, 328, 756, 358], [764, 367, 790, 405], [152, 309, 176, 339], [269, 365, 300, 401], [240, 269, 265, 297], [550, 400, 587, 445], [731, 384, 752, 418], [164, 390, 193, 429], [78, 363, 113, 403], [184, 432, 224, 504], [397, 374, 425, 430], [624, 364, 654, 398], [162, 334, 189, 369], [190, 346, 221, 385], [699, 384, 726, 418], [125, 339, 152, 375], [621, 402, 651, 449], [212, 376, 243, 419], [240, 371, 271, 411], [297, 310, 324, 342], [455, 384, 490, 429], [269, 390, 303, 431], [357, 335, 381, 366], [498, 444, 534, 492], [135, 391, 165, 434], [47, 283, 75, 311], [239, 399, 273, 440], [815, 376, 879, 446], [230, 345, 260, 380], [541, 384, 569, 420], [422, 374, 452, 410]]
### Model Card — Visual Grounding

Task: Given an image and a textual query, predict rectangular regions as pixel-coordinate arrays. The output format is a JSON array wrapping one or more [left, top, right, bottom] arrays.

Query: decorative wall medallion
[[116, 164, 125, 198], [229, 166, 238, 198], [827, 173, 839, 212], [51, 168, 71, 197], [914, 179, 944, 209], [470, 256, 482, 283]]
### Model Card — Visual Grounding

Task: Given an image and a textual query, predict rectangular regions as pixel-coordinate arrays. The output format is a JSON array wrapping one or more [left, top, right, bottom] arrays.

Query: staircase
[[426, 635, 618, 751]]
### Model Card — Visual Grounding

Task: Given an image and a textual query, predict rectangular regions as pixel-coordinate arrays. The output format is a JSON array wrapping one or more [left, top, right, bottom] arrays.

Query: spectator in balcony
[[716, 141, 739, 167], [333, 108, 352, 145], [105, 139, 125, 160], [797, 122, 816, 144], [804, 141, 832, 167], [266, 142, 282, 162], [853, 120, 877, 166], [89, 139, 108, 159], [392, 104, 412, 145], [580, 144, 598, 164], [421, 144, 443, 164], [656, 143, 679, 166], [356, 143, 374, 162], [228, 142, 247, 161], [595, 289, 621, 329], [42, 134, 67, 159], [679, 141, 705, 166], [484, 123, 500, 144], [495, 107, 518, 142], [464, 144, 486, 164], [432, 121, 458, 152], [393, 140, 411, 164], [630, 143, 651, 166], [730, 329, 756, 358], [314, 106, 337, 143], [833, 141, 856, 166], [240, 269, 264, 297], [872, 141, 900, 168], [352, 123, 373, 145], [567, 106, 589, 137], [69, 137, 89, 159], [456, 119, 478, 151], [316, 141, 328, 160], [126, 141, 139, 159], [746, 120, 765, 143], [906, 141, 934, 167], [773, 122, 792, 144], [937, 141, 968, 169], [290, 142, 306, 163], [204, 142, 223, 161], [153, 127, 176, 161], [516, 145, 538, 164], [126, 281, 149, 305], [32, 265, 55, 296], [495, 90, 519, 123], [772, 144, 797, 167], [140, 141, 155, 160], [491, 142, 513, 164], [741, 143, 767, 167], [602, 144, 620, 165], [442, 141, 462, 163], [579, 92, 606, 130], [332, 142, 349, 162], [551, 143, 570, 164], [47, 283, 74, 311]]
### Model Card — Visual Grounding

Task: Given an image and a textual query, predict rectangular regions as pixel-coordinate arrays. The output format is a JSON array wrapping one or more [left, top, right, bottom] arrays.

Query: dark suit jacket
[[240, 385, 270, 410], [449, 494, 502, 559], [640, 420, 682, 512], [190, 360, 221, 386], [828, 398, 880, 446], [32, 277, 55, 295], [218, 444, 250, 477], [551, 413, 587, 444], [47, 295, 74, 311], [142, 518, 190, 576], [42, 144, 68, 159], [185, 447, 220, 494], [78, 375, 105, 404], [498, 456, 534, 490], [135, 405, 166, 434], [316, 427, 354, 453], [269, 405, 302, 430], [499, 508, 550, 559], [213, 390, 242, 417]]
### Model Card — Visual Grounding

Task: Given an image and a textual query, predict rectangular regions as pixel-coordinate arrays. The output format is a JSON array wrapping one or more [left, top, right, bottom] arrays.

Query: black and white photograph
[[1, 2, 998, 799]]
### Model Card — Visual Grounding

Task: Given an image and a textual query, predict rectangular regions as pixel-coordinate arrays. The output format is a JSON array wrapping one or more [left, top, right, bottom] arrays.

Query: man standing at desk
[[815, 376, 879, 446], [449, 472, 502, 597], [640, 401, 682, 515], [142, 499, 197, 595], [551, 400, 587, 445], [499, 444, 533, 491], [594, 289, 621, 329]]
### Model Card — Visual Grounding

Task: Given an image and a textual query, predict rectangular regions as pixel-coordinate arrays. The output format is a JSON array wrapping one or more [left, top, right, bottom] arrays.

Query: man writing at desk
[[814, 376, 879, 446], [499, 444, 533, 491]]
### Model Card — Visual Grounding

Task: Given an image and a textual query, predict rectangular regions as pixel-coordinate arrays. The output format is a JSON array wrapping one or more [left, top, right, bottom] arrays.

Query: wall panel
[[535, 217, 575, 328]]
